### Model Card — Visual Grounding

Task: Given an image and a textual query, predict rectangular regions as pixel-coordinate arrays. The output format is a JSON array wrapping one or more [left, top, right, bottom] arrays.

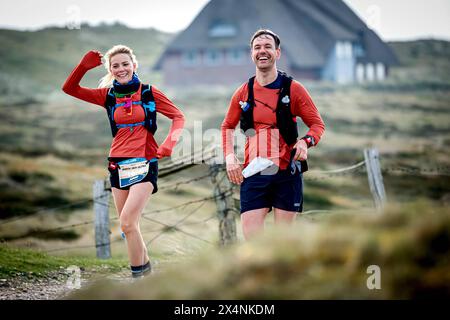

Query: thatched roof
[[155, 0, 398, 70]]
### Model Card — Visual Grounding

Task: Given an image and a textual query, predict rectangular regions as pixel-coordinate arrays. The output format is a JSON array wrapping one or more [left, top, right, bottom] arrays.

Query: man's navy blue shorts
[[240, 167, 303, 214]]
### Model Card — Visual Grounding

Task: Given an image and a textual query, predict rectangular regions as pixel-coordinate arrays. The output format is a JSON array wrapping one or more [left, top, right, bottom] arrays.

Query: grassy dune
[[70, 201, 450, 299]]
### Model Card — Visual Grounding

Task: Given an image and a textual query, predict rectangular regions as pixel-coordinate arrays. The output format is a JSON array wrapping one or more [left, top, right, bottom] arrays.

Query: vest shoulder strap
[[105, 88, 116, 109], [276, 72, 298, 146], [278, 71, 293, 98], [105, 88, 118, 137], [141, 84, 155, 104], [140, 84, 157, 134], [247, 72, 292, 102], [278, 70, 293, 81], [247, 76, 256, 105]]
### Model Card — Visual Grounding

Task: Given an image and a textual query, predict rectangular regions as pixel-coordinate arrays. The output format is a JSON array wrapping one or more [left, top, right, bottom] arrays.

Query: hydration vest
[[105, 84, 157, 137], [240, 71, 308, 173], [240, 71, 298, 145]]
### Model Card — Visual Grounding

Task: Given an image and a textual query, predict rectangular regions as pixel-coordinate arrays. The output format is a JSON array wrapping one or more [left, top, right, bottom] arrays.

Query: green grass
[[0, 244, 128, 279]]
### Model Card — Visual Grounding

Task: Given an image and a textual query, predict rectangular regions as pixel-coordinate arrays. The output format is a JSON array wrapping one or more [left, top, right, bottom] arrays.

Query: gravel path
[[0, 260, 164, 300], [0, 270, 131, 300], [0, 270, 75, 300]]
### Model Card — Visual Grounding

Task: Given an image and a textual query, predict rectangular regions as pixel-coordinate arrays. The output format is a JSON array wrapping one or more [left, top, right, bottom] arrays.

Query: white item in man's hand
[[242, 157, 275, 178]]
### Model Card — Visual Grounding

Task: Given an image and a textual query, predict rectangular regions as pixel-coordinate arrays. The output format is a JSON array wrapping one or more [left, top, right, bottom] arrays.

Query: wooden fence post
[[93, 179, 111, 259], [209, 163, 237, 246], [364, 148, 387, 212]]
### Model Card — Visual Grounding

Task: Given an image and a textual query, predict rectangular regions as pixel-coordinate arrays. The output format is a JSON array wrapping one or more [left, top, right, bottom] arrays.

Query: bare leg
[[112, 188, 129, 218], [120, 182, 154, 267], [241, 208, 270, 240], [273, 208, 297, 225]]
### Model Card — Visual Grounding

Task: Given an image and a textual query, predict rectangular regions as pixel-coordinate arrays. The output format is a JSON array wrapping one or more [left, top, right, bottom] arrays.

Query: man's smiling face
[[251, 35, 281, 71]]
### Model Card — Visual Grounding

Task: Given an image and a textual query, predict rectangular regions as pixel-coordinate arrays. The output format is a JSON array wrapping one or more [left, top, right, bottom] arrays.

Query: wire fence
[[0, 183, 230, 244], [44, 194, 217, 253], [1, 150, 449, 255]]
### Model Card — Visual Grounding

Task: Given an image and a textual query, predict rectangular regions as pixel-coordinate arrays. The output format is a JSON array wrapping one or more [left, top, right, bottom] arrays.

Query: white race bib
[[242, 157, 275, 178], [117, 158, 149, 188]]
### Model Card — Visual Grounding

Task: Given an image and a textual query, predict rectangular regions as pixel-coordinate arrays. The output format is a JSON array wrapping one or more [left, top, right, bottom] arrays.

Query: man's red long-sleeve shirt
[[221, 78, 325, 170]]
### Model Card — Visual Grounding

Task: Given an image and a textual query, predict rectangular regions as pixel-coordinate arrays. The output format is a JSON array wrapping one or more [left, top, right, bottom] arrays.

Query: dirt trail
[[0, 261, 165, 300]]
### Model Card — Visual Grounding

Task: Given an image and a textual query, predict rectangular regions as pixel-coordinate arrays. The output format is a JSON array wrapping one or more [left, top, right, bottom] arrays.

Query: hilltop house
[[154, 0, 398, 86]]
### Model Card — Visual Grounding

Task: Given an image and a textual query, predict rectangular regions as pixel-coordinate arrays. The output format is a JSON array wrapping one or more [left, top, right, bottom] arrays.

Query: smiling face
[[251, 35, 281, 71], [109, 53, 136, 84]]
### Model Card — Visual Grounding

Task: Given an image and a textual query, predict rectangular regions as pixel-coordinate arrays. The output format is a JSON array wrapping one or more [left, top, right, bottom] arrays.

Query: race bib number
[[117, 158, 149, 188]]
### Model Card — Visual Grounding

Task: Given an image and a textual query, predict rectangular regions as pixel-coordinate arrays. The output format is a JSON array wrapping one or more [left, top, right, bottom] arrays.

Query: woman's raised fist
[[80, 50, 103, 70]]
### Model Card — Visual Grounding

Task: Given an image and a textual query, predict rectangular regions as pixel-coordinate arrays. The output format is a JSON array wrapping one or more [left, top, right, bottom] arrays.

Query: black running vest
[[240, 71, 298, 145], [105, 84, 157, 137]]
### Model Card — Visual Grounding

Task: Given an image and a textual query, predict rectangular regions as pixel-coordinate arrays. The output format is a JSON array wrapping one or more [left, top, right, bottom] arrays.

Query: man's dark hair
[[250, 29, 281, 49]]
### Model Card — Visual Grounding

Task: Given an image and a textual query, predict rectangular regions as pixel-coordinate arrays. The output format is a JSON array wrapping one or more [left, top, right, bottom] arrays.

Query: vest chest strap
[[116, 122, 145, 129]]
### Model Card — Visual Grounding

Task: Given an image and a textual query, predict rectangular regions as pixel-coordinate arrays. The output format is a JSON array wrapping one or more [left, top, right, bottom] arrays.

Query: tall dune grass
[[70, 200, 450, 299]]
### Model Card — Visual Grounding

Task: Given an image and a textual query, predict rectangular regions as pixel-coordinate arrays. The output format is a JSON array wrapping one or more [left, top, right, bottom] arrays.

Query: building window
[[204, 49, 223, 66], [376, 63, 386, 81], [226, 48, 245, 65], [356, 63, 365, 83], [366, 63, 375, 82], [209, 23, 237, 38], [336, 41, 352, 59], [181, 50, 200, 67], [344, 42, 353, 58], [336, 41, 353, 59], [336, 42, 344, 59], [354, 43, 365, 58]]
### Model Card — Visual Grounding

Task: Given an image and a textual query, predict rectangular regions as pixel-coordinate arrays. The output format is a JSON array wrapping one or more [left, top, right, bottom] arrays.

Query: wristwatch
[[301, 135, 315, 148]]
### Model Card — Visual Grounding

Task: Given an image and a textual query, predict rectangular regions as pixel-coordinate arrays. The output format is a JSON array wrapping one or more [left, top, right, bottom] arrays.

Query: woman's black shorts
[[108, 158, 158, 193]]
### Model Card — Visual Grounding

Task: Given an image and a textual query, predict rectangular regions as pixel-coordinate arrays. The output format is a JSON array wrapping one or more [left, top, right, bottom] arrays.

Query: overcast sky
[[1, 0, 449, 41]]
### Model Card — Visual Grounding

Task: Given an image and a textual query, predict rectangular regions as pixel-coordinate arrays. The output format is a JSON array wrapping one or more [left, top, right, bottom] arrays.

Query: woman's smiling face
[[110, 53, 136, 84]]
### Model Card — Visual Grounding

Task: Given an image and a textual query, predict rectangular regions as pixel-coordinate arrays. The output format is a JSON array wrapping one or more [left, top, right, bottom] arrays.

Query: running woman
[[62, 45, 185, 277]]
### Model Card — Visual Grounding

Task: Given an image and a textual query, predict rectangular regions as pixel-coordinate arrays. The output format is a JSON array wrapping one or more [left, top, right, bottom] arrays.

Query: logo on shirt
[[282, 95, 290, 104]]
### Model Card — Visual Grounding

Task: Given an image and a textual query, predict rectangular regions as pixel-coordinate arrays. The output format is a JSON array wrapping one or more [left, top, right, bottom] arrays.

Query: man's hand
[[292, 139, 308, 161], [80, 50, 103, 70], [226, 154, 244, 185]]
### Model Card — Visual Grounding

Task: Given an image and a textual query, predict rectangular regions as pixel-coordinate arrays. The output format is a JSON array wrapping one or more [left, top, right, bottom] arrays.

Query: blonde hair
[[98, 45, 139, 88]]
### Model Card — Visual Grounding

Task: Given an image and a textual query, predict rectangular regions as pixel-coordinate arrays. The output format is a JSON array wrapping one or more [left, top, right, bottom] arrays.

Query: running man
[[221, 29, 325, 240]]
